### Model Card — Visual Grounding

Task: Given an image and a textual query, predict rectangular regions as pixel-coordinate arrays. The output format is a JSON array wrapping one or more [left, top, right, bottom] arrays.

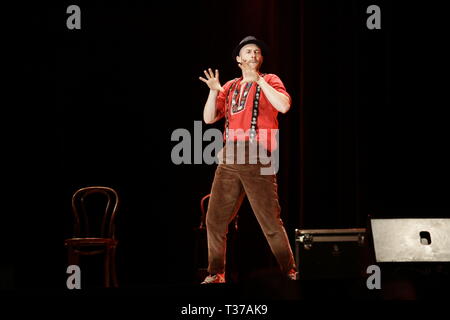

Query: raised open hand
[[199, 68, 222, 91]]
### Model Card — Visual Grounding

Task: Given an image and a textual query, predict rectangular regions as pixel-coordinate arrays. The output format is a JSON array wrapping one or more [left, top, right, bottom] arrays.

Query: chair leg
[[111, 246, 119, 288], [67, 246, 80, 267], [104, 248, 111, 288]]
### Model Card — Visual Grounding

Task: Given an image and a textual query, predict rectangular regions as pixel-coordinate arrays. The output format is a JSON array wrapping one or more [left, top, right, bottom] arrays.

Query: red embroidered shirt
[[215, 73, 291, 151]]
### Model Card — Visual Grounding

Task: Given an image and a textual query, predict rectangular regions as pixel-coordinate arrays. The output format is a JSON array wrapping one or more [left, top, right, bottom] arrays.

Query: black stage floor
[[2, 276, 449, 318], [4, 275, 449, 300]]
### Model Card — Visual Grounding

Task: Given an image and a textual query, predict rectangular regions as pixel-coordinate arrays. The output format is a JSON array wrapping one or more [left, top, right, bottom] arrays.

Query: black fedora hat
[[232, 36, 269, 60]]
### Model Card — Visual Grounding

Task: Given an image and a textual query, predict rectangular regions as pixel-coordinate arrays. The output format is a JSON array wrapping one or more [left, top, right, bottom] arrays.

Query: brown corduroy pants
[[206, 141, 297, 275]]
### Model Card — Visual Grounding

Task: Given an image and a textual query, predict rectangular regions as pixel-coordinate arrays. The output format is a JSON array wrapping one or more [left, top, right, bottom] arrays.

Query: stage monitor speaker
[[294, 228, 368, 280], [370, 218, 450, 263]]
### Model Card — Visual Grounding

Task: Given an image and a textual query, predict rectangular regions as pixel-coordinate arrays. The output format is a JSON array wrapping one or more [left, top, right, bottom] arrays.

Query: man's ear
[[236, 56, 241, 64]]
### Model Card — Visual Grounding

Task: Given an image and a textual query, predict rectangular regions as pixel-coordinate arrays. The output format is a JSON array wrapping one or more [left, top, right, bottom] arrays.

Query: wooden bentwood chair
[[64, 186, 120, 288], [195, 193, 241, 281]]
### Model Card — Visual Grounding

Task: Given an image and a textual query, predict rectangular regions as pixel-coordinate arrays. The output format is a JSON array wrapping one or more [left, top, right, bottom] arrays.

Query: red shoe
[[287, 269, 299, 280], [201, 273, 225, 284]]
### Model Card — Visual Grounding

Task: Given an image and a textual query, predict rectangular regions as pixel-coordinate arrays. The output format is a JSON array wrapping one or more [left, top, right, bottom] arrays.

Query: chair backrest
[[71, 186, 119, 238], [199, 194, 211, 230], [199, 193, 239, 231]]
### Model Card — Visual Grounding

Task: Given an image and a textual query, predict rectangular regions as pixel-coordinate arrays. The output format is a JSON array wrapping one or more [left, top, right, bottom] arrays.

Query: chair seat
[[64, 237, 118, 247]]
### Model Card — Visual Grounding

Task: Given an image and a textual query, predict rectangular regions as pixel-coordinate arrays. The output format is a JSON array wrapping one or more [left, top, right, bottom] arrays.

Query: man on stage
[[199, 36, 298, 284]]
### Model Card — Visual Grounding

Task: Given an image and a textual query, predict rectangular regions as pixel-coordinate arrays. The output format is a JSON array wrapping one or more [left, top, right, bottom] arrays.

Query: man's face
[[236, 43, 263, 71]]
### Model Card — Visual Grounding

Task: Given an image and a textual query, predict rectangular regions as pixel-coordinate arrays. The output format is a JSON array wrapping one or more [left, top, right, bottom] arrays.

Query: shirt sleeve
[[266, 74, 292, 105], [215, 80, 234, 120]]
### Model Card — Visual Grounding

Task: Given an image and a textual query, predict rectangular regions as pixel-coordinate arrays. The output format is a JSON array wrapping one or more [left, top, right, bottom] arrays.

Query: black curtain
[[6, 0, 449, 290]]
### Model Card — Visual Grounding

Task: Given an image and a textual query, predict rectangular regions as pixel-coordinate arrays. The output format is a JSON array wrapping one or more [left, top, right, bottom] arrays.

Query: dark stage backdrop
[[6, 0, 449, 289]]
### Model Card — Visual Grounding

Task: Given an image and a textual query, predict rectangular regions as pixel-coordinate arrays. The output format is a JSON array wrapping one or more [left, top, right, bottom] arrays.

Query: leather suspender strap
[[224, 74, 265, 142]]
